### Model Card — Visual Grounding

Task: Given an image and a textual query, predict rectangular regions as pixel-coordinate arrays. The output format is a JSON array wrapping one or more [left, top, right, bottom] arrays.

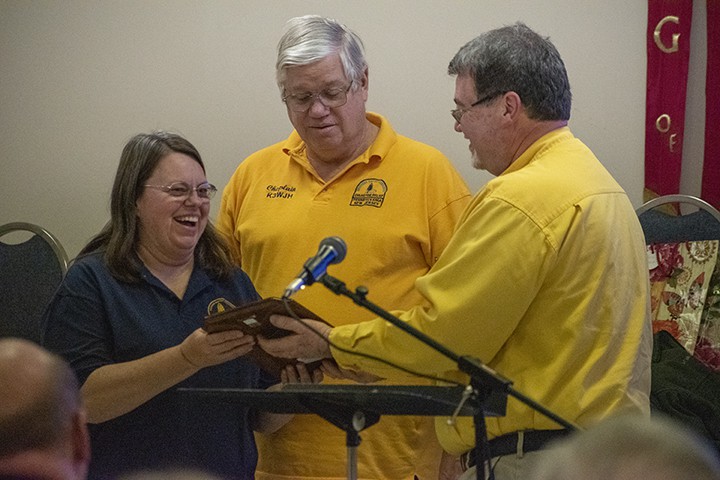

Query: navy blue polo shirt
[[42, 252, 275, 480]]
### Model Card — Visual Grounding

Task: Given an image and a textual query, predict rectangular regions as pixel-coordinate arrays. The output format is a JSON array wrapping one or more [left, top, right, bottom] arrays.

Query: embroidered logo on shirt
[[266, 184, 296, 199], [350, 178, 387, 208], [207, 298, 237, 316]]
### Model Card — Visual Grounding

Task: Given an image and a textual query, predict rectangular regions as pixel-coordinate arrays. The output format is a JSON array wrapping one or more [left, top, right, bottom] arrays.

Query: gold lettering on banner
[[654, 16, 680, 53], [655, 114, 678, 153], [656, 114, 671, 133]]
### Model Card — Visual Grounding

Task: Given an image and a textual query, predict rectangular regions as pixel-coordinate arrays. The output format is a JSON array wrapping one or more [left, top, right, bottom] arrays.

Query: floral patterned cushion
[[648, 240, 720, 371]]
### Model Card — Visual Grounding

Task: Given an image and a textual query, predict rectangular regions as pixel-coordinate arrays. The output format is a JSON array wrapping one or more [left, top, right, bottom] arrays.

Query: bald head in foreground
[[0, 338, 90, 480], [529, 414, 720, 480]]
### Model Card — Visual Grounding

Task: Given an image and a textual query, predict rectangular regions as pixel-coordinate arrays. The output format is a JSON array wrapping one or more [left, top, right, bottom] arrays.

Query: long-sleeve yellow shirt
[[330, 127, 652, 455]]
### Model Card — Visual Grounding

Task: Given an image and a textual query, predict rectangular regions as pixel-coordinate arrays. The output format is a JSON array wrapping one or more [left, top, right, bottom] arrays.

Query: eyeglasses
[[282, 83, 354, 113], [451, 92, 502, 123], [143, 182, 217, 200]]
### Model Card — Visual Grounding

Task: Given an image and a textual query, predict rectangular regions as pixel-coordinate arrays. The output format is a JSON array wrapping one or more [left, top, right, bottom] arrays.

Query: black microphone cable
[[279, 296, 465, 388]]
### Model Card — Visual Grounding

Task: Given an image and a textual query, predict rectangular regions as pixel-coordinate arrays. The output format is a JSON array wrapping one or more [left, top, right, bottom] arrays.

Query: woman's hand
[[179, 328, 255, 369], [83, 328, 255, 424], [279, 362, 324, 384], [254, 363, 323, 434]]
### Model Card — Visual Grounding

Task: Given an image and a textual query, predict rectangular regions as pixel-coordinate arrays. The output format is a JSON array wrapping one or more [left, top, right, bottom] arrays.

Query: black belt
[[462, 429, 569, 468]]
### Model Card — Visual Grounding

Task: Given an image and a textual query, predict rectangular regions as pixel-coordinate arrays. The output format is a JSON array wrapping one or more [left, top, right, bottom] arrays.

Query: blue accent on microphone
[[282, 236, 347, 299]]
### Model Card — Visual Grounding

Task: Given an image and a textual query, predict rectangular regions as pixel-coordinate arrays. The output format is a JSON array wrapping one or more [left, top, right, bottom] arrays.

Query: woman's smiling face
[[135, 152, 210, 264]]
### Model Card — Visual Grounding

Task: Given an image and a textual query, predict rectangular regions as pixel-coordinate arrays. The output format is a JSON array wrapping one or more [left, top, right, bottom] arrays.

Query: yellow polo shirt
[[218, 112, 471, 479]]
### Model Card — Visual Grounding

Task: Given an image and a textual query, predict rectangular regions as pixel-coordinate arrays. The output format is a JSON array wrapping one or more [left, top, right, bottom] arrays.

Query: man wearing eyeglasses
[[217, 14, 471, 480], [257, 23, 652, 480]]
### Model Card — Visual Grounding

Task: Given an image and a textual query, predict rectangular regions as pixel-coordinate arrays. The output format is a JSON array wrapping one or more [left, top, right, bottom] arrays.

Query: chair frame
[[0, 222, 69, 274], [636, 194, 720, 222]]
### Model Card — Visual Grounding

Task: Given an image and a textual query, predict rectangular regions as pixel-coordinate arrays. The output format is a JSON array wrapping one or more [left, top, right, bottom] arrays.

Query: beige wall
[[0, 1, 708, 257]]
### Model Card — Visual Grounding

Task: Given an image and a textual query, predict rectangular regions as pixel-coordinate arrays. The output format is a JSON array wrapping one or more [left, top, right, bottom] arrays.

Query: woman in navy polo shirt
[[42, 132, 304, 479]]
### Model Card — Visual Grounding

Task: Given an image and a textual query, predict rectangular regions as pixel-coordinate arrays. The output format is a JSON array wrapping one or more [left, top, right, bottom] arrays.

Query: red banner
[[702, 0, 720, 209], [645, 0, 693, 203]]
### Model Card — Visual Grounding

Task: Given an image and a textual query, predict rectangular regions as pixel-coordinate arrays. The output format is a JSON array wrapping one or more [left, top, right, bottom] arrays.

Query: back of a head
[[448, 22, 572, 121], [118, 468, 224, 480], [0, 339, 81, 459], [529, 415, 720, 480], [275, 15, 367, 93]]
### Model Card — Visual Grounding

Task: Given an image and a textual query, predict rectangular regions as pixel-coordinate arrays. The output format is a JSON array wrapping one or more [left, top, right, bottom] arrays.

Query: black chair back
[[0, 222, 68, 343], [637, 194, 720, 243]]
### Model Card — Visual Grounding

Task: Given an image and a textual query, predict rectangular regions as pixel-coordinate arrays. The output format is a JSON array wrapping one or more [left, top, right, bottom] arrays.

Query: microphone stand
[[319, 274, 579, 480]]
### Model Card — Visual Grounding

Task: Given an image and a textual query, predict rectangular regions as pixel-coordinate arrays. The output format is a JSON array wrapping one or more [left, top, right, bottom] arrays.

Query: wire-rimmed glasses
[[143, 182, 217, 200], [282, 83, 354, 113]]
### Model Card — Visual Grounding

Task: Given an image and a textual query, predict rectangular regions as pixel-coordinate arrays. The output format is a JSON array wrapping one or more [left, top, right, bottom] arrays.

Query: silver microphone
[[282, 236, 347, 299]]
